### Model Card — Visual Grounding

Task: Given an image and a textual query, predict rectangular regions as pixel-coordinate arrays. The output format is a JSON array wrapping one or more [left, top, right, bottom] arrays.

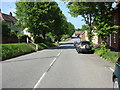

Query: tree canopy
[[67, 2, 118, 47], [15, 1, 75, 42]]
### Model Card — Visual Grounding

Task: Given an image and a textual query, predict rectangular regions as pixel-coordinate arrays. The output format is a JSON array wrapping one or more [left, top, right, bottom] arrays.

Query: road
[[2, 38, 115, 88]]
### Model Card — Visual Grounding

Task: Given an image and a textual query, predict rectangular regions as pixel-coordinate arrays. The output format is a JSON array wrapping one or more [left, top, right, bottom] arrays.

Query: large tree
[[15, 1, 69, 42], [67, 2, 114, 44]]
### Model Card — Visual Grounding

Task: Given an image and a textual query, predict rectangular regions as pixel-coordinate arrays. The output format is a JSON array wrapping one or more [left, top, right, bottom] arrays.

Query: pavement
[[2, 38, 115, 89]]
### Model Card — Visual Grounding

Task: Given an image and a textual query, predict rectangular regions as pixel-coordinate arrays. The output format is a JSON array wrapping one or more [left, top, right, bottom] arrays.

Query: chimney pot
[[9, 12, 12, 16]]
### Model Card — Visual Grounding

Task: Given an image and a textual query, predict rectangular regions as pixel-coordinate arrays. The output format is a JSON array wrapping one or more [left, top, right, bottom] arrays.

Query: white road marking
[[109, 67, 114, 72], [49, 58, 57, 67], [57, 53, 61, 56], [50, 50, 63, 67], [33, 50, 63, 89], [33, 72, 46, 89]]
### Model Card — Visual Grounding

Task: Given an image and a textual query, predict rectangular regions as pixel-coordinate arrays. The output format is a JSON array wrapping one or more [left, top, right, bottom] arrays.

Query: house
[[0, 9, 20, 32], [109, 2, 120, 51], [80, 30, 101, 46], [80, 30, 88, 41], [73, 31, 81, 37]]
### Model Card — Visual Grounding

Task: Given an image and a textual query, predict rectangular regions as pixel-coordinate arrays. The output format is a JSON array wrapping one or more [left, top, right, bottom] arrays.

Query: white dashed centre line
[[33, 50, 63, 89], [33, 72, 46, 89]]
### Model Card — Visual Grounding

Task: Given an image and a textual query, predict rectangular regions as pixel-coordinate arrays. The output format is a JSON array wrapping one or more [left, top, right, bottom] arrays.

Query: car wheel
[[113, 78, 119, 90]]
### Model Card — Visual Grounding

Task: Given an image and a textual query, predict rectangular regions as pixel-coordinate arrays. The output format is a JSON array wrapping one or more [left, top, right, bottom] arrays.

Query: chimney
[[9, 12, 12, 16]]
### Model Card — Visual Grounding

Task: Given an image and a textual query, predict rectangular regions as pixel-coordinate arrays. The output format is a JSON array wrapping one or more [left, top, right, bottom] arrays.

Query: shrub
[[2, 43, 35, 60]]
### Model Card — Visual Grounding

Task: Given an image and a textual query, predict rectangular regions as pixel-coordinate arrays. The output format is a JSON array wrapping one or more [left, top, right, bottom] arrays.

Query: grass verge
[[94, 48, 120, 63]]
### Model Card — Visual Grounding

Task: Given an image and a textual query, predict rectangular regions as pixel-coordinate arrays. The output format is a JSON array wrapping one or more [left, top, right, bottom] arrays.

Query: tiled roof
[[74, 31, 81, 34], [0, 12, 17, 24]]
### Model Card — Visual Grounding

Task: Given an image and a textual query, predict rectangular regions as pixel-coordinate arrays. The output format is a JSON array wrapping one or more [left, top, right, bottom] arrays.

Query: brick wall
[[110, 6, 120, 51]]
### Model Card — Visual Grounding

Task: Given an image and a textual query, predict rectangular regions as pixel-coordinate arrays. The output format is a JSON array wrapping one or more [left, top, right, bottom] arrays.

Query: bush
[[2, 43, 35, 60], [1, 42, 60, 60]]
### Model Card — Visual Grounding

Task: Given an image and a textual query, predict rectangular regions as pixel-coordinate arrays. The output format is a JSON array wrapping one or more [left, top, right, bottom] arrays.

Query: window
[[114, 33, 116, 43], [110, 34, 112, 46], [114, 15, 116, 24]]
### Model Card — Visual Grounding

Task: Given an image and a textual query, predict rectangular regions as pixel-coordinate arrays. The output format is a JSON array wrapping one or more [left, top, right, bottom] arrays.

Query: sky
[[1, 1, 116, 29], [1, 1, 86, 29]]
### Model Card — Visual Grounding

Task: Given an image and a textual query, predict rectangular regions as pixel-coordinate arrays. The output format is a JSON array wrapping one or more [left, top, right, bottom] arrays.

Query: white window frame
[[110, 34, 112, 46], [114, 33, 116, 43]]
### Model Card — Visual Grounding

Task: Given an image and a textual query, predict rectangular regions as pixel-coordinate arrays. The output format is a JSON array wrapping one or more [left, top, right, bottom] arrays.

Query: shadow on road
[[60, 42, 74, 45], [3, 56, 57, 63], [49, 45, 75, 50]]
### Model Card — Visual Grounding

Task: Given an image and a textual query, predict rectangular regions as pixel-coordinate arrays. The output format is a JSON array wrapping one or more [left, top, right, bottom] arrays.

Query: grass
[[94, 48, 120, 63]]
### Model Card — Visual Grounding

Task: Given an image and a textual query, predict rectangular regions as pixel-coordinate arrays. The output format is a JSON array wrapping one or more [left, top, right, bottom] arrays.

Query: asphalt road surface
[[2, 38, 115, 88]]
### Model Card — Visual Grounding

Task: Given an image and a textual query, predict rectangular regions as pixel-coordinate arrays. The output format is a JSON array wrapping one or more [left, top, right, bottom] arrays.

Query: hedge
[[1, 43, 36, 60], [1, 42, 60, 61]]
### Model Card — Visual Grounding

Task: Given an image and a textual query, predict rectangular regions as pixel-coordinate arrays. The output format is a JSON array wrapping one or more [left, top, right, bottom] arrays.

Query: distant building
[[73, 31, 81, 37]]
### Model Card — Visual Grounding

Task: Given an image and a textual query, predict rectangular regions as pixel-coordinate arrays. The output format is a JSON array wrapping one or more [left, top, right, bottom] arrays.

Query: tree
[[15, 1, 72, 42], [2, 21, 11, 37], [67, 2, 98, 42], [67, 2, 118, 47]]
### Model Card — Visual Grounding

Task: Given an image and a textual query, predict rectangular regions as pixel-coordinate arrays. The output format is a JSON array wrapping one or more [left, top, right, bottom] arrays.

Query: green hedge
[[1, 43, 35, 60], [1, 42, 60, 60], [95, 48, 120, 63]]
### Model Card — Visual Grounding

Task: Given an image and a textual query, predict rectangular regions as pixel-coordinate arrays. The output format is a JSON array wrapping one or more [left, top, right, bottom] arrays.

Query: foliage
[[81, 25, 89, 31], [94, 15, 119, 42], [75, 28, 81, 31], [9, 30, 17, 38], [15, 2, 75, 42], [60, 35, 70, 41], [2, 21, 11, 37], [2, 42, 60, 60], [2, 43, 35, 60], [17, 32, 25, 39], [67, 2, 115, 45], [46, 32, 56, 42]]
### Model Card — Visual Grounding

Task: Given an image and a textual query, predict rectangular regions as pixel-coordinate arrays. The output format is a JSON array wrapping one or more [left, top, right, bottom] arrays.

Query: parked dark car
[[76, 41, 94, 53], [113, 57, 120, 89]]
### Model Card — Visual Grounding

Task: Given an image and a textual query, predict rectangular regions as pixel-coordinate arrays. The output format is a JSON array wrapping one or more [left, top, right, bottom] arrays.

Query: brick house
[[109, 2, 120, 51], [80, 30, 101, 46], [80, 30, 88, 41]]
